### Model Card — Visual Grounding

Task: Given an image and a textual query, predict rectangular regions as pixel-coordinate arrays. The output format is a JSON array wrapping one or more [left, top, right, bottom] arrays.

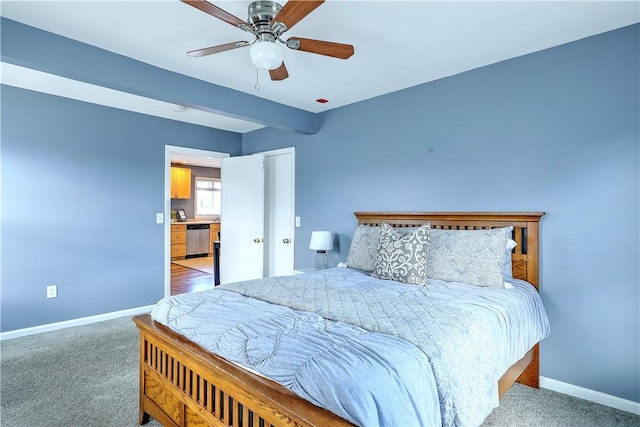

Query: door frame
[[164, 145, 230, 297]]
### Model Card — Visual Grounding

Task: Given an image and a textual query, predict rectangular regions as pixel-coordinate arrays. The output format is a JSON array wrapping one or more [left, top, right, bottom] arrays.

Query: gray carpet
[[1, 317, 160, 427], [1, 316, 638, 427]]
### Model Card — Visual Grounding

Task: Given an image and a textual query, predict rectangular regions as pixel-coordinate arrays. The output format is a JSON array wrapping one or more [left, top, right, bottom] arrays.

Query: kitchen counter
[[171, 221, 221, 260], [171, 219, 220, 225]]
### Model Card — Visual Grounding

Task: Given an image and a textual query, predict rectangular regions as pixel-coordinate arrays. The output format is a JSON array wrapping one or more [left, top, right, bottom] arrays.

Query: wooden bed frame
[[134, 212, 544, 427]]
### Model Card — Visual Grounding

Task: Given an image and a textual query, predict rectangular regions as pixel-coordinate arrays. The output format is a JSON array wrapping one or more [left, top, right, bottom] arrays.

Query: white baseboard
[[540, 376, 640, 415], [0, 305, 155, 341]]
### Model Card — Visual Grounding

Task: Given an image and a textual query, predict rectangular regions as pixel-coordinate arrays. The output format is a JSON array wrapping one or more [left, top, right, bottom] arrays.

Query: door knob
[[253, 238, 262, 243], [283, 238, 290, 244]]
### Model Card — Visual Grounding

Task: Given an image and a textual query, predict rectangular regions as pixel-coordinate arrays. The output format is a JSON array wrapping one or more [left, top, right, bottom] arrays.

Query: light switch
[[156, 213, 164, 224], [295, 216, 301, 227]]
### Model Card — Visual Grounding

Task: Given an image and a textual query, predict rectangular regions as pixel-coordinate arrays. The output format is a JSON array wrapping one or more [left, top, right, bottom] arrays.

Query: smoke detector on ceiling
[[170, 104, 186, 113]]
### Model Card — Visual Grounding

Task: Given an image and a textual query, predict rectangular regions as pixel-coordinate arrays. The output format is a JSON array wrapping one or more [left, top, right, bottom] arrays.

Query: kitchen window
[[194, 177, 221, 218]]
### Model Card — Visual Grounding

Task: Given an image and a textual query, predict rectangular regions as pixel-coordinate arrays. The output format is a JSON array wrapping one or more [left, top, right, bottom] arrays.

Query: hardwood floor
[[170, 262, 215, 295]]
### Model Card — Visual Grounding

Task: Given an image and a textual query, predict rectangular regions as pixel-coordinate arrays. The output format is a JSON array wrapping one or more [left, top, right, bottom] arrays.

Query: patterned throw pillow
[[346, 225, 382, 272], [427, 228, 507, 288], [372, 223, 431, 285]]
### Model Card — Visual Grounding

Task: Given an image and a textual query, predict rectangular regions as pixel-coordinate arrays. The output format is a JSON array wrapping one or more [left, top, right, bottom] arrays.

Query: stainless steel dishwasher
[[186, 223, 210, 257]]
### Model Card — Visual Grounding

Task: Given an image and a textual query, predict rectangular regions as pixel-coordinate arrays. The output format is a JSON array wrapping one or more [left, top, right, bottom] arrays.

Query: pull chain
[[254, 68, 260, 91]]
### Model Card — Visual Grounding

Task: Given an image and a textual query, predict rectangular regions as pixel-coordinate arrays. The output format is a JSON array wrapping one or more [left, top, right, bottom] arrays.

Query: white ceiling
[[2, 0, 639, 132]]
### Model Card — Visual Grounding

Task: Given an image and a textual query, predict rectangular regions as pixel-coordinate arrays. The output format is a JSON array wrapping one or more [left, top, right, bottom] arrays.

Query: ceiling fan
[[181, 0, 354, 81]]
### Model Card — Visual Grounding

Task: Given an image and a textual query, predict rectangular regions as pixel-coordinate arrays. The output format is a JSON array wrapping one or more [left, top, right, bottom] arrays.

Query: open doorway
[[164, 145, 230, 297]]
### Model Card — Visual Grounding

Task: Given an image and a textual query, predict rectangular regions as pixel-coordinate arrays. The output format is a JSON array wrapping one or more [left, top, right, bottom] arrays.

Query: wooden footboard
[[133, 314, 352, 427], [134, 314, 539, 427]]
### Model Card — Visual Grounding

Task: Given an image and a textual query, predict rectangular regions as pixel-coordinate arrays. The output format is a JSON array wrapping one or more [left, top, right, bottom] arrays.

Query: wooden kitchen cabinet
[[209, 223, 221, 255], [170, 166, 191, 199], [171, 224, 187, 259]]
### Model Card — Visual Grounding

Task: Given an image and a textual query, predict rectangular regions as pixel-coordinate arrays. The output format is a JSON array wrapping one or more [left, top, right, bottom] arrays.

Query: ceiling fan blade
[[187, 41, 251, 57], [269, 62, 289, 81], [286, 37, 354, 59], [181, 0, 247, 28], [271, 0, 324, 31]]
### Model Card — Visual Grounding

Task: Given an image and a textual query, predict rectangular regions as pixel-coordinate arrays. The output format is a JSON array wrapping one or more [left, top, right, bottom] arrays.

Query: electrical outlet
[[156, 213, 164, 224], [46, 285, 57, 299], [295, 216, 301, 227]]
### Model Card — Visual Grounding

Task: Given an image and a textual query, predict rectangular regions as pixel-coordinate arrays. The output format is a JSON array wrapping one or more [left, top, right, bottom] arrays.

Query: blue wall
[[243, 25, 640, 403], [1, 14, 637, 407], [1, 86, 242, 331]]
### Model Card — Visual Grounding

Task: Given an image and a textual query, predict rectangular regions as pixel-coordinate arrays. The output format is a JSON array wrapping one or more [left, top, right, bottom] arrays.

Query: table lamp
[[309, 231, 333, 269]]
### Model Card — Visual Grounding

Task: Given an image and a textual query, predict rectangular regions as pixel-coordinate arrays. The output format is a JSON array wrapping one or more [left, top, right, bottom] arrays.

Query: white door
[[220, 154, 265, 284], [264, 152, 295, 276]]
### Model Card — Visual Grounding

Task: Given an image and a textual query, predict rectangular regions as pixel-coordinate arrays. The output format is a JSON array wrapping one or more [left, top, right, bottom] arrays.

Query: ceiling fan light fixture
[[250, 40, 283, 70]]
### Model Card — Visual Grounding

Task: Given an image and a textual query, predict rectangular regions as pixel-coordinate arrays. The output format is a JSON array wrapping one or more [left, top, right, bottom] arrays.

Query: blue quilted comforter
[[151, 268, 549, 426]]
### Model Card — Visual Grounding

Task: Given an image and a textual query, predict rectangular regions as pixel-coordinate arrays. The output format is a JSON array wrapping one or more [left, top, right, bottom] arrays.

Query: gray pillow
[[427, 228, 507, 288], [346, 225, 382, 272], [372, 223, 431, 285]]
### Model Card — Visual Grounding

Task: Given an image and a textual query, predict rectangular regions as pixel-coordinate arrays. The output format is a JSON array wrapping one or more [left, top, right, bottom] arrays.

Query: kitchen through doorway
[[164, 145, 230, 297]]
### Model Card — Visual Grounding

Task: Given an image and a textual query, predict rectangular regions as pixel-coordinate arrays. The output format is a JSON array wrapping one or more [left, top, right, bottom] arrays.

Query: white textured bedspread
[[152, 268, 549, 426]]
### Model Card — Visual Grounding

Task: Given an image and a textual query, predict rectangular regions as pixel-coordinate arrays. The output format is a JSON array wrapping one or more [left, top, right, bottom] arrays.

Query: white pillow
[[427, 228, 508, 288], [346, 225, 382, 272], [505, 236, 517, 280]]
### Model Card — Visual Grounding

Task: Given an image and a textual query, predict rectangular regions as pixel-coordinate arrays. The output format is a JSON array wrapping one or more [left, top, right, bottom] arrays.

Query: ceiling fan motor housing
[[248, 1, 282, 28]]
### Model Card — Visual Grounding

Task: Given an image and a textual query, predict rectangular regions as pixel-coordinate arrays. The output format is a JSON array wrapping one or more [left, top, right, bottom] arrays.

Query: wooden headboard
[[354, 212, 545, 290]]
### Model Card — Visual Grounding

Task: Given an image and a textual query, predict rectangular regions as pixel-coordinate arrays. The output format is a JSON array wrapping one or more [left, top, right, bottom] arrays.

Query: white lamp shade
[[309, 231, 333, 251], [249, 41, 283, 70]]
